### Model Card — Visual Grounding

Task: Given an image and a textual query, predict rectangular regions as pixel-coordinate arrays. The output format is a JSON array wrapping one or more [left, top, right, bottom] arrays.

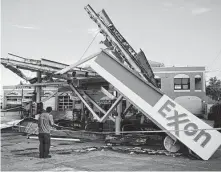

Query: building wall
[[152, 66, 206, 115], [2, 87, 57, 109], [3, 88, 33, 108], [2, 66, 206, 116], [154, 72, 205, 100]]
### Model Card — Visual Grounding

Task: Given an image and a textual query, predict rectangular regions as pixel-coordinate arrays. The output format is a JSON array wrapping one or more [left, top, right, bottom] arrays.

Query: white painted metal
[[55, 51, 101, 75], [122, 103, 133, 116], [101, 86, 116, 100], [116, 97, 122, 135], [115, 115, 121, 135], [87, 55, 221, 160], [100, 95, 123, 122], [5, 82, 68, 89], [154, 95, 221, 160], [28, 136, 80, 142], [69, 84, 101, 121], [83, 91, 115, 122]]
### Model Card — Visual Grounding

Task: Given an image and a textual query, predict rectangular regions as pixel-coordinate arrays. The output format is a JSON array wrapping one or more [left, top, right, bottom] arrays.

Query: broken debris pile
[[106, 146, 182, 157], [49, 145, 183, 157], [55, 147, 98, 155]]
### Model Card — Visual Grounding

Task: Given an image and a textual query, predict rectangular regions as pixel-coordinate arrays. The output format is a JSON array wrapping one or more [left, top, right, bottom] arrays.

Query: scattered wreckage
[[1, 4, 221, 161]]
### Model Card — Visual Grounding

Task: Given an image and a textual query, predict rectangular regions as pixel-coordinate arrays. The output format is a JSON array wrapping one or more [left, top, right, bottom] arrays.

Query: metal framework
[[84, 5, 157, 87], [58, 49, 221, 160], [1, 53, 100, 84], [83, 91, 115, 121], [1, 4, 221, 161], [100, 86, 116, 100]]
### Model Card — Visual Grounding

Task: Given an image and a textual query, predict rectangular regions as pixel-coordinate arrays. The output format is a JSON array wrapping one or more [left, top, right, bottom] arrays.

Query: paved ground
[[1, 132, 221, 171]]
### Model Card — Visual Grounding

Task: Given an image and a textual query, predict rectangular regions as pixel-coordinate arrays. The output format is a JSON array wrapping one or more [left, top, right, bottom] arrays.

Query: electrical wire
[[207, 49, 221, 69], [78, 31, 100, 61]]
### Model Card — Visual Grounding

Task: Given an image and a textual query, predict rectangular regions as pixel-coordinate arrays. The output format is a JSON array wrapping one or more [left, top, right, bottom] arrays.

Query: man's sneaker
[[45, 155, 51, 158]]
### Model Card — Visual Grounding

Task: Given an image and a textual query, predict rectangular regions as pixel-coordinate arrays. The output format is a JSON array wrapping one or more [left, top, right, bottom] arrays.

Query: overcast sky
[[1, 0, 221, 89]]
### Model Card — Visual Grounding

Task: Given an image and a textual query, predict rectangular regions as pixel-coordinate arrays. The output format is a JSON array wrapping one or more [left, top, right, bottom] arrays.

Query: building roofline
[[152, 66, 205, 72]]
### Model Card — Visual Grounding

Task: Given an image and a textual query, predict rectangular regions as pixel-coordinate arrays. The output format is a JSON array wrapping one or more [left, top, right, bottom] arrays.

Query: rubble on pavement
[[105, 145, 182, 157]]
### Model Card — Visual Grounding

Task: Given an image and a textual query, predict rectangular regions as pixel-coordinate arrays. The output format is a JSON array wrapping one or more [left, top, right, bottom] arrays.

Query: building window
[[58, 96, 73, 111], [154, 76, 161, 88], [6, 97, 22, 105], [174, 74, 190, 90], [195, 75, 202, 90], [6, 91, 21, 96]]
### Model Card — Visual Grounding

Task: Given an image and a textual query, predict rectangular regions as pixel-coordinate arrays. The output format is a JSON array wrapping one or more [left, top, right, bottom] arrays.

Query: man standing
[[213, 100, 221, 133], [38, 105, 54, 158]]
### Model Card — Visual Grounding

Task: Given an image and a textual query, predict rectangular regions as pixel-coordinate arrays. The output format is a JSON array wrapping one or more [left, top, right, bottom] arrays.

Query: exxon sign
[[153, 95, 221, 160]]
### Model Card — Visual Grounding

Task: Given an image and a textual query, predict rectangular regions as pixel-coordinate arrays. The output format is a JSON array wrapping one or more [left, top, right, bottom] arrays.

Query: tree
[[206, 77, 221, 101]]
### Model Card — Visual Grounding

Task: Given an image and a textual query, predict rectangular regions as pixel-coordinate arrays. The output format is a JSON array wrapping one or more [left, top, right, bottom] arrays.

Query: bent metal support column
[[36, 71, 42, 104], [84, 51, 221, 160], [116, 93, 122, 135]]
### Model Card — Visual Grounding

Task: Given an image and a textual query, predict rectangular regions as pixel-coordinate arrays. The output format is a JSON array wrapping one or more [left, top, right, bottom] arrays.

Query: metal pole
[[35, 71, 41, 118], [115, 93, 122, 135], [36, 71, 41, 103], [21, 87, 23, 118]]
